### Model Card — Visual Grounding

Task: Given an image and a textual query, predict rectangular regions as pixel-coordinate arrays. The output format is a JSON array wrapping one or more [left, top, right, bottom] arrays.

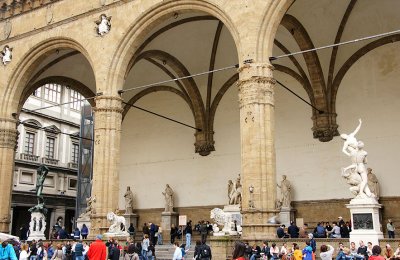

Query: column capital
[[0, 118, 18, 149], [93, 95, 124, 114], [237, 62, 275, 77]]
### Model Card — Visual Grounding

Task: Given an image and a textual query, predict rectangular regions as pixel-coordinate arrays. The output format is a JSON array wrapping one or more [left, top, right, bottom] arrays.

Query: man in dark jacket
[[288, 221, 299, 238], [276, 225, 285, 238]]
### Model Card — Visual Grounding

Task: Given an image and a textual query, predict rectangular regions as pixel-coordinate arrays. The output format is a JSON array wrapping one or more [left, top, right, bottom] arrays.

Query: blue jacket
[[81, 226, 89, 235], [0, 244, 17, 260], [302, 246, 313, 260]]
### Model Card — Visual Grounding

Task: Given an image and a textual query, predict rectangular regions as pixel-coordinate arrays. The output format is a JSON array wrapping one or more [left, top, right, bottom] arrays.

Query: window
[[32, 87, 41, 97], [70, 89, 83, 110], [24, 132, 35, 155], [45, 137, 55, 159], [43, 84, 61, 103], [72, 143, 79, 163], [69, 178, 77, 190]]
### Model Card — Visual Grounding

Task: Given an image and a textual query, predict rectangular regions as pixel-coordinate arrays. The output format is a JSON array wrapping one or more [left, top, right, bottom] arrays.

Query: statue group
[[341, 119, 379, 199], [227, 175, 242, 205]]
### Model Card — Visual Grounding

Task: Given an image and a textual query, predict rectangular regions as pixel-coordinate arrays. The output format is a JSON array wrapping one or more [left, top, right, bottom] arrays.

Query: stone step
[[154, 244, 196, 260]]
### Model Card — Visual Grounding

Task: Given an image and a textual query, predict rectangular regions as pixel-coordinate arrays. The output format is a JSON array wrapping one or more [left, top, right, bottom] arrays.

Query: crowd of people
[[231, 240, 400, 260]]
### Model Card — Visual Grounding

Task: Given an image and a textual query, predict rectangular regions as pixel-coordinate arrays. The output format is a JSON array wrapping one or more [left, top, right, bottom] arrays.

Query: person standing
[[128, 223, 135, 241], [0, 241, 17, 260], [185, 221, 193, 249], [157, 225, 163, 245], [141, 234, 150, 260], [387, 219, 395, 238], [87, 235, 106, 260], [81, 224, 88, 239], [74, 241, 84, 260], [172, 242, 182, 260], [200, 221, 208, 243]]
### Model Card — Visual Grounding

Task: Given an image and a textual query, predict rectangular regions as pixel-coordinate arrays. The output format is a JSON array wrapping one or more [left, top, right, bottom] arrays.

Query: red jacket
[[87, 239, 107, 260]]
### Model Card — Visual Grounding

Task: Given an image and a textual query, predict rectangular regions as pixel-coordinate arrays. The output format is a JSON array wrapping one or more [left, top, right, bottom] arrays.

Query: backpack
[[199, 245, 210, 259]]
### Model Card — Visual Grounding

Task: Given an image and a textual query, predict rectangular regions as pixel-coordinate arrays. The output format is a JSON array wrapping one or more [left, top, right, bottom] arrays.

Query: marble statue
[[210, 208, 242, 235], [81, 196, 96, 217], [277, 175, 291, 208], [107, 212, 126, 233], [227, 180, 233, 203], [162, 184, 174, 212], [229, 175, 242, 205], [1, 45, 12, 65], [367, 168, 380, 199], [124, 186, 134, 214], [341, 120, 375, 198], [95, 14, 111, 36]]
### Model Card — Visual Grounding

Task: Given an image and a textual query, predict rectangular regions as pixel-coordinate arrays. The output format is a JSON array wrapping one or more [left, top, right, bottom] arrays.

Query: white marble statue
[[367, 168, 380, 199], [341, 120, 375, 199], [107, 212, 126, 233], [124, 186, 134, 214], [229, 175, 242, 205], [210, 208, 232, 234], [1, 45, 12, 65], [95, 14, 111, 36], [28, 211, 46, 240], [227, 180, 233, 204], [162, 184, 174, 212], [277, 175, 291, 208]]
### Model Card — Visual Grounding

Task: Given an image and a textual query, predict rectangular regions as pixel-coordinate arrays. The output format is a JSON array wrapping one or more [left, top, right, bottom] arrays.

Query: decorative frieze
[[0, 0, 61, 20]]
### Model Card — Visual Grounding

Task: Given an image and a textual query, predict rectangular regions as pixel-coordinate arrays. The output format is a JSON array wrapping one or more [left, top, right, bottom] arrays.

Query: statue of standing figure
[[341, 119, 374, 198], [277, 175, 291, 208], [162, 184, 174, 212], [367, 168, 380, 199], [229, 175, 242, 205], [124, 186, 134, 214]]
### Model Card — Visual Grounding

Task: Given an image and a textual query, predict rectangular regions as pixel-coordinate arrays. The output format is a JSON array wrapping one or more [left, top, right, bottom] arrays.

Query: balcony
[[41, 157, 59, 166], [19, 153, 40, 162]]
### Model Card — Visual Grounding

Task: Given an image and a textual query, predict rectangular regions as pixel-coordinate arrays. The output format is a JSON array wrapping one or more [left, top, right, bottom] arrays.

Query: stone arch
[[256, 0, 294, 63], [2, 37, 95, 117], [108, 0, 241, 94], [18, 76, 96, 113]]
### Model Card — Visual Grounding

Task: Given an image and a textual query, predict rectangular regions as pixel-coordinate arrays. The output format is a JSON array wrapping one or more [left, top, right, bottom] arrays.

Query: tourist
[[367, 242, 373, 257], [74, 240, 84, 260], [19, 243, 30, 260], [369, 246, 385, 260], [293, 244, 302, 260], [350, 242, 358, 255], [141, 234, 150, 260], [0, 241, 17, 260], [325, 222, 332, 232], [148, 243, 155, 260], [340, 222, 350, 238], [383, 244, 394, 260], [308, 233, 316, 253], [193, 240, 202, 259], [260, 241, 269, 260], [302, 240, 313, 260], [135, 242, 142, 259], [232, 241, 246, 260], [142, 223, 149, 237], [73, 227, 81, 240], [357, 241, 369, 260], [327, 222, 341, 238], [387, 219, 395, 238], [172, 242, 182, 260], [87, 235, 106, 260], [299, 223, 308, 238], [198, 240, 212, 260], [51, 244, 63, 260], [124, 244, 139, 260], [128, 223, 135, 241], [394, 244, 400, 259], [338, 216, 345, 227], [170, 224, 178, 244], [336, 247, 352, 260], [276, 225, 286, 238], [149, 223, 156, 246], [200, 221, 208, 243], [58, 227, 69, 239], [244, 242, 252, 259], [185, 220, 193, 249], [157, 225, 163, 245], [249, 243, 262, 260], [37, 242, 47, 260], [270, 243, 279, 259], [81, 224, 88, 239], [320, 244, 334, 260], [288, 221, 299, 238], [280, 243, 288, 259], [314, 222, 326, 238]]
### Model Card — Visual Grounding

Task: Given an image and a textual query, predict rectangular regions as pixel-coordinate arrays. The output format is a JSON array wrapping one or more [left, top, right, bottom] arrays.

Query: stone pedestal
[[161, 211, 178, 235], [76, 214, 91, 233], [279, 207, 296, 227], [124, 213, 139, 230], [28, 211, 46, 241], [346, 197, 383, 246]]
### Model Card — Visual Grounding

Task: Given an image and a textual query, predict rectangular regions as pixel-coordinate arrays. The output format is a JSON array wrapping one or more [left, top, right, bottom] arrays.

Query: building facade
[[0, 0, 398, 241], [12, 84, 83, 238]]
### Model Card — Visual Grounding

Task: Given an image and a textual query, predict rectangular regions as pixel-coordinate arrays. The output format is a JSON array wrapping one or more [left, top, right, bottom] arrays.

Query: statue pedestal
[[124, 213, 139, 230], [103, 231, 130, 239], [28, 211, 46, 241], [76, 214, 91, 232], [279, 207, 295, 227], [346, 197, 383, 246], [161, 211, 178, 235]]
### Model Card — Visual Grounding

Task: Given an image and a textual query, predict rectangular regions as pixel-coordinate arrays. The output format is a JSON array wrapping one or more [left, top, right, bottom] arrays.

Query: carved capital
[[194, 131, 215, 156], [0, 118, 18, 149], [311, 113, 339, 142], [93, 95, 124, 114], [238, 77, 275, 108]]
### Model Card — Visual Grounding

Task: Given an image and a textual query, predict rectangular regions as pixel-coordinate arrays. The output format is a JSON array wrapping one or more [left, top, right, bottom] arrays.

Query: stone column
[[0, 117, 18, 233], [90, 96, 123, 237], [238, 63, 278, 239]]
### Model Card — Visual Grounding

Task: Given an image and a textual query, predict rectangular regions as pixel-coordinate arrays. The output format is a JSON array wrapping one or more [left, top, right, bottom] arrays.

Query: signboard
[[179, 215, 187, 226]]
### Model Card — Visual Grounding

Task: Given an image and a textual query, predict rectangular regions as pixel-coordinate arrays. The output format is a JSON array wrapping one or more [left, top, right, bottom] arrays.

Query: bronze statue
[[29, 165, 49, 214]]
